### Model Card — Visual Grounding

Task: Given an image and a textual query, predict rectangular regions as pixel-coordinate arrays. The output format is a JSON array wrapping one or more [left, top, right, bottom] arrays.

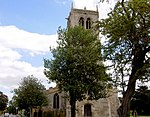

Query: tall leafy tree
[[12, 75, 48, 116], [130, 85, 150, 115], [44, 26, 108, 117], [0, 91, 8, 111], [7, 100, 16, 114], [99, 0, 150, 116]]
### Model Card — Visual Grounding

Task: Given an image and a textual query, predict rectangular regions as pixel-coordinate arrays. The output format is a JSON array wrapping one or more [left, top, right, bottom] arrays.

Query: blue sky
[[0, 0, 71, 34], [0, 0, 115, 100]]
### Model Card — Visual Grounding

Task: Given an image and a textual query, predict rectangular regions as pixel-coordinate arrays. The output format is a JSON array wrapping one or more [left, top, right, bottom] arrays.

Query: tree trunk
[[117, 78, 136, 117], [118, 46, 146, 117], [30, 107, 32, 117], [70, 91, 76, 117]]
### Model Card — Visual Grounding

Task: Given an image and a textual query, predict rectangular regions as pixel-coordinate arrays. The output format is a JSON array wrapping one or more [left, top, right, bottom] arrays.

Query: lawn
[[130, 111, 150, 117], [130, 115, 150, 117], [138, 116, 150, 117]]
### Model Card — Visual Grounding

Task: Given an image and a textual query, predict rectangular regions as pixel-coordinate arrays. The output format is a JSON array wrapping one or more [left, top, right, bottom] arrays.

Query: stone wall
[[46, 87, 120, 117], [46, 87, 66, 110], [68, 8, 99, 28], [76, 99, 110, 117], [108, 90, 120, 117]]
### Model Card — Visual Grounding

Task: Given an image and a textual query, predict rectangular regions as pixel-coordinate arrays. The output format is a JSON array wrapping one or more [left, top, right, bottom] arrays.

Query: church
[[44, 5, 120, 117]]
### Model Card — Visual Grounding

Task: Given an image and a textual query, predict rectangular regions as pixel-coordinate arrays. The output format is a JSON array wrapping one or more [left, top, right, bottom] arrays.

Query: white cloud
[[73, 0, 117, 19], [0, 46, 22, 61], [0, 26, 57, 100], [54, 0, 71, 5], [73, 0, 98, 10], [0, 26, 58, 55]]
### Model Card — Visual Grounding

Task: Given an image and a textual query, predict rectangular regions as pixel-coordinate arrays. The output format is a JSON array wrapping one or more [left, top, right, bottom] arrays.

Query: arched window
[[79, 17, 84, 27], [53, 93, 59, 109], [84, 104, 92, 117], [86, 18, 91, 29]]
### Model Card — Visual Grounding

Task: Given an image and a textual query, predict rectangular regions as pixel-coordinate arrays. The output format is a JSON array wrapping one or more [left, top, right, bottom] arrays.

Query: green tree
[[7, 100, 16, 114], [12, 75, 48, 116], [0, 91, 8, 111], [99, 0, 150, 116], [44, 26, 108, 117], [130, 85, 150, 115]]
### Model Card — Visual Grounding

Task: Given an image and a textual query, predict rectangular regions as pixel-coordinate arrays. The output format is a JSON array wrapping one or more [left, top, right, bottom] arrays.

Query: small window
[[84, 104, 92, 117], [86, 18, 91, 29], [53, 93, 59, 109], [79, 17, 84, 27]]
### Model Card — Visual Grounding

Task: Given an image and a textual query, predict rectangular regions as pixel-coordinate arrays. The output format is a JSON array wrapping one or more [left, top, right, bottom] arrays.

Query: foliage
[[7, 100, 17, 114], [44, 26, 108, 117], [43, 111, 53, 117], [0, 91, 8, 111], [42, 110, 64, 117], [130, 85, 150, 115], [99, 0, 150, 116], [12, 75, 48, 114]]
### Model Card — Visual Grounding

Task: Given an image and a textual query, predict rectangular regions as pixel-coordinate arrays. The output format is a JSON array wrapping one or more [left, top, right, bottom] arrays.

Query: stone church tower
[[44, 6, 120, 117], [67, 5, 99, 29]]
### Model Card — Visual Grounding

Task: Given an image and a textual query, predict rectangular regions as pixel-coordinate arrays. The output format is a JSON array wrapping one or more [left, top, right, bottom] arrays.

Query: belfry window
[[86, 18, 91, 29], [53, 93, 59, 109], [79, 17, 84, 27], [84, 104, 92, 117]]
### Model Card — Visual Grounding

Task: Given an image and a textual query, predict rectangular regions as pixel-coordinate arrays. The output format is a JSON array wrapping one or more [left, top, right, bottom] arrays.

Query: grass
[[130, 111, 150, 117], [138, 116, 150, 117], [130, 115, 150, 117]]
